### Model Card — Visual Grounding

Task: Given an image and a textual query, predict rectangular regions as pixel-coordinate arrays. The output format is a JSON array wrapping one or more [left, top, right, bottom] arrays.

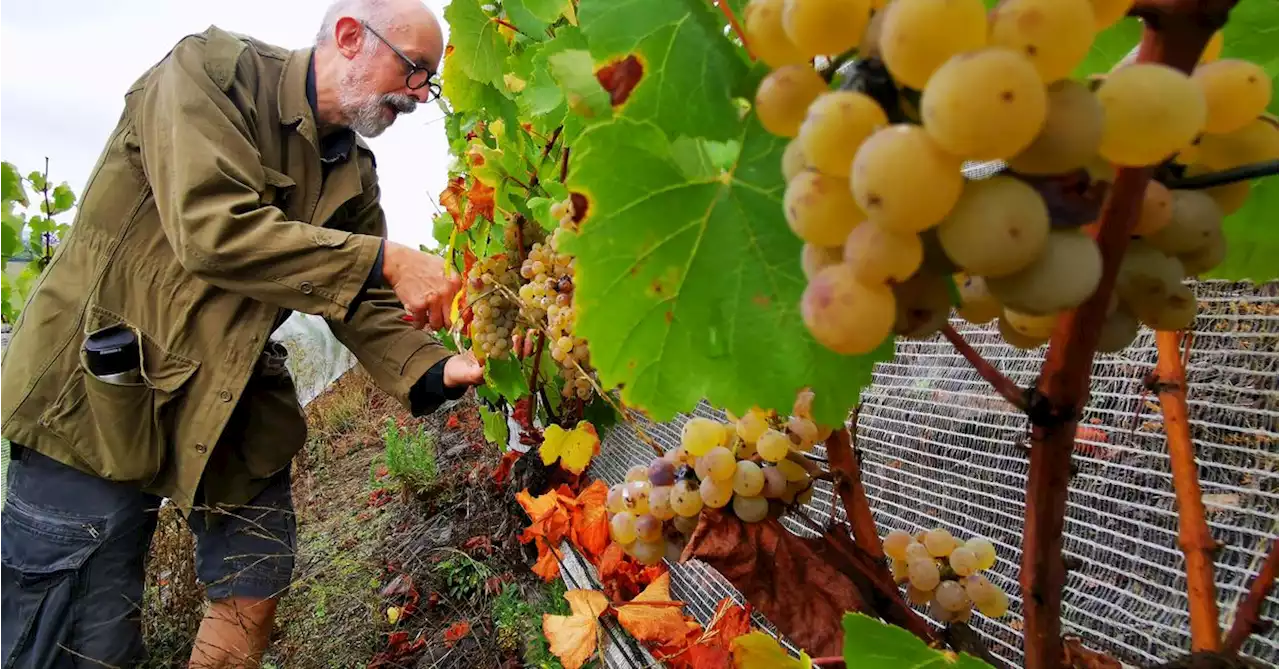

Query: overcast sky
[[0, 0, 453, 250]]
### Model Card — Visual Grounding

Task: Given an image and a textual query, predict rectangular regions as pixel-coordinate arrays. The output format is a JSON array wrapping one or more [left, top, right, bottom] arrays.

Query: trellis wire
[[575, 279, 1279, 668]]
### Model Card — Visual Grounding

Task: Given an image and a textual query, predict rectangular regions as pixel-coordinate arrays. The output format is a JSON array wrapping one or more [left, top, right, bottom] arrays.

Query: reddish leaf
[[615, 572, 695, 646], [462, 179, 495, 231], [367, 630, 427, 668], [462, 535, 494, 555], [439, 176, 465, 225], [446, 414, 461, 429], [493, 450, 522, 486], [443, 621, 472, 648], [380, 573, 415, 599], [571, 480, 610, 558], [532, 539, 562, 581]]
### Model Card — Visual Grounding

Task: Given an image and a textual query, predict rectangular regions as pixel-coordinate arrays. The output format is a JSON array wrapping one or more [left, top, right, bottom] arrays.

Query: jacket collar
[[280, 47, 359, 165]]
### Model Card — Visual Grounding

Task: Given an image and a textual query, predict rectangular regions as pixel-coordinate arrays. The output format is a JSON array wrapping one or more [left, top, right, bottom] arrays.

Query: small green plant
[[380, 418, 437, 491], [435, 549, 492, 602], [492, 581, 569, 669], [2, 160, 76, 324]]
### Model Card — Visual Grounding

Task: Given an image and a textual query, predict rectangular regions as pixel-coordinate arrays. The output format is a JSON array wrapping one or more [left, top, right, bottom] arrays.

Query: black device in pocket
[[82, 325, 142, 385]]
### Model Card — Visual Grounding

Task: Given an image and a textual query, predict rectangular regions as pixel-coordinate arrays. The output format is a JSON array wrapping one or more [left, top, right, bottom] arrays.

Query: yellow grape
[[1008, 80, 1105, 175], [892, 271, 951, 340], [1197, 118, 1280, 171], [921, 48, 1048, 160], [905, 541, 931, 563], [1132, 283, 1198, 331], [737, 409, 771, 444], [786, 170, 866, 247], [774, 458, 810, 483], [782, 0, 871, 57], [1183, 165, 1251, 215], [702, 446, 737, 482], [734, 460, 766, 496], [607, 484, 627, 514], [1180, 228, 1227, 276], [883, 529, 914, 561], [1088, 0, 1133, 29], [1133, 180, 1174, 237], [998, 314, 1048, 349], [649, 486, 675, 520], [782, 139, 811, 183], [851, 124, 964, 233], [1096, 63, 1207, 166], [965, 537, 998, 571], [908, 558, 941, 590], [632, 538, 666, 566], [988, 230, 1103, 314], [744, 0, 810, 68], [989, 0, 1096, 83], [1145, 190, 1224, 256], [635, 514, 663, 542], [700, 476, 734, 509], [907, 586, 934, 606], [975, 585, 1010, 618], [1200, 30, 1224, 64], [732, 495, 770, 523], [843, 222, 924, 283], [936, 176, 1050, 278], [610, 512, 638, 544], [802, 243, 843, 280], [799, 91, 889, 178], [861, 6, 887, 59], [1193, 59, 1273, 134], [891, 559, 911, 583], [1116, 240, 1185, 306], [879, 0, 989, 90], [949, 547, 980, 577], [682, 417, 727, 456], [626, 464, 648, 482], [787, 416, 820, 448], [955, 274, 1001, 324], [670, 480, 704, 517], [801, 265, 897, 355], [793, 389, 814, 420], [1097, 306, 1140, 353], [623, 481, 652, 515], [672, 514, 699, 535], [935, 580, 971, 612], [755, 64, 829, 138], [923, 528, 955, 557], [757, 429, 793, 463], [1003, 308, 1058, 340]]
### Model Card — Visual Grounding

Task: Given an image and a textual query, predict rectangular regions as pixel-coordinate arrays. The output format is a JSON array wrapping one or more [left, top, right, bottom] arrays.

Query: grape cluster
[[469, 254, 521, 361], [883, 527, 1010, 622], [604, 390, 830, 565], [749, 0, 1274, 354]]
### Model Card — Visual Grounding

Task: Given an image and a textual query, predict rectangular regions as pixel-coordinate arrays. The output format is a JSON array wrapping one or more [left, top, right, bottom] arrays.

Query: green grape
[[989, 0, 1095, 83], [670, 480, 704, 517], [755, 64, 829, 138], [649, 485, 675, 520], [757, 429, 793, 463], [610, 512, 638, 544], [1179, 229, 1227, 276], [1145, 190, 1224, 256], [607, 485, 626, 514], [924, 528, 955, 557], [921, 48, 1049, 160], [883, 529, 913, 561], [1132, 283, 1198, 331], [1193, 59, 1273, 135], [893, 271, 951, 340], [965, 537, 998, 571], [623, 481, 652, 516], [744, 0, 810, 69], [798, 91, 889, 178], [700, 476, 734, 509], [851, 124, 964, 233], [626, 464, 648, 483], [732, 494, 771, 523], [782, 0, 870, 57], [956, 274, 1001, 324], [879, 0, 989, 90], [936, 176, 1054, 278], [843, 223, 923, 283], [1097, 306, 1140, 353], [908, 558, 941, 591], [1196, 118, 1279, 171], [632, 538, 666, 566], [1097, 63, 1207, 167], [1089, 0, 1133, 28], [737, 409, 771, 445], [682, 417, 727, 456], [733, 460, 766, 496], [974, 584, 1010, 617], [782, 139, 812, 183], [1116, 240, 1185, 306], [1008, 80, 1105, 175], [988, 230, 1103, 314], [672, 514, 699, 535], [1184, 165, 1251, 215], [905, 541, 931, 563], [949, 546, 980, 577], [802, 265, 897, 355], [761, 466, 789, 498], [634, 514, 663, 543], [935, 580, 971, 612], [785, 170, 866, 247], [1133, 180, 1174, 237], [802, 243, 843, 280], [703, 446, 737, 481]]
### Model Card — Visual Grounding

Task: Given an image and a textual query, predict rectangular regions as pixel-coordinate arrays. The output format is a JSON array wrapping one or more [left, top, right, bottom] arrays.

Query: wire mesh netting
[[574, 279, 1279, 668]]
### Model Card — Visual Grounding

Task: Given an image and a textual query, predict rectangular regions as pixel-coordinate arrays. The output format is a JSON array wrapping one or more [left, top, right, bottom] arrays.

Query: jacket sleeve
[[135, 36, 382, 321], [326, 172, 456, 414]]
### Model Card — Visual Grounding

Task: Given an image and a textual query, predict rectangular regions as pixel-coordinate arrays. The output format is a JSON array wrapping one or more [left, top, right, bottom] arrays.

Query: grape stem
[[1163, 159, 1280, 190], [1224, 538, 1279, 654], [1018, 3, 1232, 666], [528, 331, 548, 423], [1153, 330, 1222, 651], [709, 0, 754, 61], [939, 324, 1029, 413]]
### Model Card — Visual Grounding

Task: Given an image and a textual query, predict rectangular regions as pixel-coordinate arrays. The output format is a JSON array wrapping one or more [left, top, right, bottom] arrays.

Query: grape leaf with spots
[[558, 115, 892, 426], [444, 0, 511, 89]]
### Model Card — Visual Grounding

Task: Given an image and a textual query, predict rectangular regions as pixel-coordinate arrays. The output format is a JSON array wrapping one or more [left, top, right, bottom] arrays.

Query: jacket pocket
[[227, 341, 307, 480], [39, 315, 199, 485], [261, 166, 297, 216]]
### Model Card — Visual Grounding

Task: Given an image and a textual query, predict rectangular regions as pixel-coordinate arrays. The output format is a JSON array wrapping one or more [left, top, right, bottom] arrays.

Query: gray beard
[[346, 92, 417, 137]]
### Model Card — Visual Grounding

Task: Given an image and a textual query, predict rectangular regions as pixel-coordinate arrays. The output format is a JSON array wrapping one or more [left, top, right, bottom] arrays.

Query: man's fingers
[[428, 301, 445, 332]]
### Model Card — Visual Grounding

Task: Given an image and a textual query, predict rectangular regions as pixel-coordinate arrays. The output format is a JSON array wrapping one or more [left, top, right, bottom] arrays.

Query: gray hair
[[314, 0, 399, 47]]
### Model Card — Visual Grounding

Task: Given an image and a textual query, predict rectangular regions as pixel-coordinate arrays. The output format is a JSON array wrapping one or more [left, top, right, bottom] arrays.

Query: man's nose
[[408, 87, 430, 104]]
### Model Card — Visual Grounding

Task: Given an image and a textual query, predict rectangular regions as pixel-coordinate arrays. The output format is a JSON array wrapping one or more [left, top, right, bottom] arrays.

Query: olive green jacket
[[0, 26, 451, 513]]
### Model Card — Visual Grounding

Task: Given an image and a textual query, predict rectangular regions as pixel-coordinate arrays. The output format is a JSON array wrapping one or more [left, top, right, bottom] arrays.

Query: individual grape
[[1145, 190, 1224, 256], [735, 436, 759, 460], [1198, 118, 1280, 172], [1117, 240, 1185, 311], [908, 558, 941, 591], [1088, 0, 1133, 28], [785, 170, 866, 247], [782, 0, 871, 57], [1133, 180, 1174, 237], [843, 223, 924, 283], [949, 546, 980, 577], [666, 446, 693, 468], [923, 528, 955, 557], [891, 559, 911, 583], [757, 429, 793, 463], [851, 124, 964, 233], [787, 416, 820, 449], [955, 274, 1001, 324], [744, 0, 809, 69], [632, 538, 666, 566], [802, 243, 843, 280], [610, 512, 638, 544], [1097, 305, 1140, 353], [734, 460, 766, 497], [672, 514, 699, 535], [935, 580, 971, 612], [670, 480, 704, 517], [965, 537, 998, 571], [736, 410, 770, 447], [792, 389, 814, 420], [703, 447, 737, 482], [1182, 165, 1250, 215], [634, 514, 663, 543], [1132, 283, 1198, 331], [732, 495, 771, 523], [936, 176, 1049, 278], [907, 586, 934, 606], [649, 486, 676, 521], [1192, 59, 1273, 135], [700, 476, 734, 509], [999, 315, 1047, 348], [920, 48, 1047, 161], [893, 271, 951, 339], [884, 529, 914, 561], [1200, 30, 1224, 64], [626, 464, 649, 483], [782, 139, 812, 183], [879, 0, 989, 90], [964, 574, 995, 602], [904, 541, 931, 563], [623, 481, 652, 516], [988, 230, 1103, 314], [798, 91, 889, 177], [1008, 80, 1105, 175], [1096, 63, 1207, 167], [761, 466, 789, 498], [860, 6, 887, 59], [774, 458, 810, 483], [1002, 308, 1057, 340], [989, 0, 1095, 83], [607, 485, 626, 514], [801, 265, 897, 355], [682, 417, 727, 456], [1180, 228, 1227, 276], [648, 458, 676, 487], [974, 584, 1010, 617], [755, 64, 829, 138]]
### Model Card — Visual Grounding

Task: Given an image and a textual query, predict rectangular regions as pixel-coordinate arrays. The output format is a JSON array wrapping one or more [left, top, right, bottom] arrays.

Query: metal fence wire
[[574, 279, 1279, 668]]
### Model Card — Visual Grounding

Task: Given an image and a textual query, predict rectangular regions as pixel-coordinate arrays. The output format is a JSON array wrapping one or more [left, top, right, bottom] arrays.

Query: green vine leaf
[[1072, 17, 1142, 78], [548, 50, 614, 120], [507, 0, 572, 25], [842, 612, 994, 668], [2, 162, 27, 207], [444, 0, 512, 89], [442, 47, 507, 114], [479, 404, 511, 448], [484, 353, 531, 401], [560, 115, 891, 426]]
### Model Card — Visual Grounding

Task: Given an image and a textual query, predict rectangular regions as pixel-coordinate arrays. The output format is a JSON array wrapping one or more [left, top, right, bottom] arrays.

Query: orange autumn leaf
[[532, 539, 561, 582], [572, 480, 610, 558], [686, 598, 754, 667], [439, 175, 465, 224], [516, 488, 571, 546], [443, 621, 471, 647], [543, 590, 610, 669], [462, 179, 495, 231], [615, 572, 692, 645]]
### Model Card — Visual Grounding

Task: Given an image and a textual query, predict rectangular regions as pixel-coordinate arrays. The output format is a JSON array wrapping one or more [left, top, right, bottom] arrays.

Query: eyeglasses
[[362, 21, 442, 100]]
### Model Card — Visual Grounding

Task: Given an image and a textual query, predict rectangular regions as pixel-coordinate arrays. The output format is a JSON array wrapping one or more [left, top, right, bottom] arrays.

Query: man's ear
[[333, 15, 367, 60]]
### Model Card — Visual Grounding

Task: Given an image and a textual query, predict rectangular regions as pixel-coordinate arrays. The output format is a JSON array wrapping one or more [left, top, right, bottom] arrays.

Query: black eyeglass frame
[[362, 21, 442, 99]]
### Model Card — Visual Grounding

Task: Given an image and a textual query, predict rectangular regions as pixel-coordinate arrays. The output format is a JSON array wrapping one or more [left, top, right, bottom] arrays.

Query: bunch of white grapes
[[746, 0, 1274, 355], [469, 254, 521, 361], [883, 527, 1010, 623], [604, 390, 830, 565]]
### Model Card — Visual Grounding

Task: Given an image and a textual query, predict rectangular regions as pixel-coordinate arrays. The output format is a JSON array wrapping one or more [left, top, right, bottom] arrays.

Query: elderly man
[[0, 0, 475, 666]]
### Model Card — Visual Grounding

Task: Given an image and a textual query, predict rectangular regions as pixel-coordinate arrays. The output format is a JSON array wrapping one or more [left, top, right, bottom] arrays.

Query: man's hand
[[382, 241, 462, 331], [443, 350, 484, 388]]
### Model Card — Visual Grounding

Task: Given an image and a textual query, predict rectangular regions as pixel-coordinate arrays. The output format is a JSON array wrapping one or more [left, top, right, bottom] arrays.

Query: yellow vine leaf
[[542, 589, 610, 669], [731, 631, 813, 669], [540, 421, 600, 474]]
